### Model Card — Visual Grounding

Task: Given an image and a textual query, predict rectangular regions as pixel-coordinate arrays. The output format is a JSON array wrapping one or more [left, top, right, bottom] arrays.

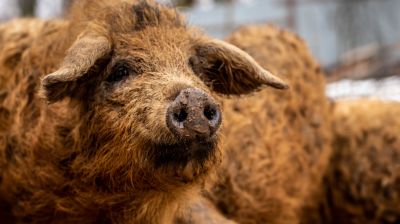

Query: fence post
[[285, 0, 296, 30]]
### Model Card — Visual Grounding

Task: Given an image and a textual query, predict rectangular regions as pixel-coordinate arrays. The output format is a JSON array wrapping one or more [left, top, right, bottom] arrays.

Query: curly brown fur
[[0, 1, 287, 223], [176, 26, 400, 224], [174, 196, 237, 224], [323, 99, 400, 224], [190, 25, 333, 224]]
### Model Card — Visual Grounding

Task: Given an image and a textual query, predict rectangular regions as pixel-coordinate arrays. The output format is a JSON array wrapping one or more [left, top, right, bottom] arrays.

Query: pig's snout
[[167, 88, 221, 140]]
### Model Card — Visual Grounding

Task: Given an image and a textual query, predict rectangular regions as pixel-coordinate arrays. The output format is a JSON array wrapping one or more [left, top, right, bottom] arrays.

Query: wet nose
[[166, 88, 221, 140]]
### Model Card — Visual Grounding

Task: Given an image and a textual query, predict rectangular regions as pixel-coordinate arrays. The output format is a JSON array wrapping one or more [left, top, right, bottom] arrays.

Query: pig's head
[[40, 0, 288, 190]]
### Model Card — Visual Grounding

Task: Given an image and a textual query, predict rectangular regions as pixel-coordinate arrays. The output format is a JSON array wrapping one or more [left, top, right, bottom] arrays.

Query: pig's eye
[[106, 64, 131, 82]]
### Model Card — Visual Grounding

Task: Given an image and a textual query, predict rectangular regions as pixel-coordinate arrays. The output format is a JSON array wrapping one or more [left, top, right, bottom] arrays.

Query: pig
[[0, 0, 287, 223]]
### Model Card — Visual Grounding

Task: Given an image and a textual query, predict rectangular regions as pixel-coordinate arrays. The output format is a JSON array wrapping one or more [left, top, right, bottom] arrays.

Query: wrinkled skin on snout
[[38, 1, 288, 190]]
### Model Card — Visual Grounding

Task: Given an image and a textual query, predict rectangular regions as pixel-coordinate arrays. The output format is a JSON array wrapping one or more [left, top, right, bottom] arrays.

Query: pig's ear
[[40, 31, 112, 103], [190, 38, 288, 95]]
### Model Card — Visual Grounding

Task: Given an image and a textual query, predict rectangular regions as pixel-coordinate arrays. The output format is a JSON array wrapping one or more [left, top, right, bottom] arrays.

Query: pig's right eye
[[106, 65, 131, 82]]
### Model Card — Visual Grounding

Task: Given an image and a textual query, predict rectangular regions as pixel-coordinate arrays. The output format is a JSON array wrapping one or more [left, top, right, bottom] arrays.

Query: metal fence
[[0, 0, 67, 20], [2, 0, 400, 67], [1, 0, 399, 101], [183, 0, 400, 68]]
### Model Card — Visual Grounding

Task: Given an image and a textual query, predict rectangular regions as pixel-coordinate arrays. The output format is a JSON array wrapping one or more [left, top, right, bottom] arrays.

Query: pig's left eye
[[106, 64, 131, 82]]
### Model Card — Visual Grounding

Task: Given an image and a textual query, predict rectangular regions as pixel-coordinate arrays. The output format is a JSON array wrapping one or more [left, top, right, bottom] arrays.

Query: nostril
[[167, 88, 222, 139], [174, 108, 188, 122], [204, 105, 217, 121]]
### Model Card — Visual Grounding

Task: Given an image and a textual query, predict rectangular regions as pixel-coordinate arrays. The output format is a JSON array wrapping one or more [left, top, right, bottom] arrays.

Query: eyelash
[[106, 64, 131, 82]]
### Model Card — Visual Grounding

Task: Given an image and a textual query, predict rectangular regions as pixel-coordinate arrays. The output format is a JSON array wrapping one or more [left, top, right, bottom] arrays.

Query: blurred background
[[1, 0, 399, 101]]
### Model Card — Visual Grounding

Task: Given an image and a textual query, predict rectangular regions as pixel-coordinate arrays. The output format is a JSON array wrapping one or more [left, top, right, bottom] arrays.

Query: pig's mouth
[[150, 136, 218, 168]]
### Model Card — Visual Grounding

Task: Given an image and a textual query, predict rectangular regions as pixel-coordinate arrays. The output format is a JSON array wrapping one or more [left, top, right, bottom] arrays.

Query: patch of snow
[[326, 76, 400, 102]]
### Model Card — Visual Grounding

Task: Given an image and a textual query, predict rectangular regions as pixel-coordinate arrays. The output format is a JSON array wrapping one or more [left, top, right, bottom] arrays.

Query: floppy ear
[[189, 38, 288, 95], [40, 30, 112, 103]]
